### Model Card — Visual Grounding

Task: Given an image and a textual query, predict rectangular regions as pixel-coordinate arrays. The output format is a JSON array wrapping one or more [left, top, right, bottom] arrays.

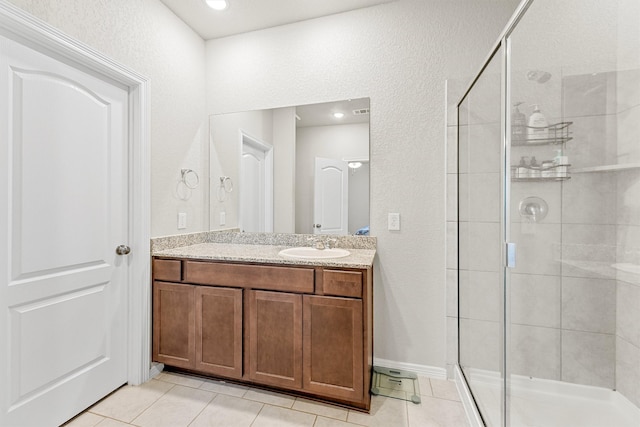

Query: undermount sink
[[279, 247, 351, 259]]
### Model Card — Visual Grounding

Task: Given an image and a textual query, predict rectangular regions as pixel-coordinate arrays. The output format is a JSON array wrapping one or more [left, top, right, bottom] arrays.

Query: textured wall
[[205, 0, 518, 368], [7, 0, 208, 237]]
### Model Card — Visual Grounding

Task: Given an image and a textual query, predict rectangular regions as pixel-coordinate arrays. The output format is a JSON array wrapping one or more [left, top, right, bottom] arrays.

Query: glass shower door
[[458, 44, 505, 427], [457, 1, 640, 425], [506, 0, 640, 425]]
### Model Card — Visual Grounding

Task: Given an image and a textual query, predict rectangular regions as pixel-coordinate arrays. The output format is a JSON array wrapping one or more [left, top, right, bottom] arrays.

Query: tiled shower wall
[[446, 66, 504, 380], [455, 54, 504, 385], [508, 72, 620, 388]]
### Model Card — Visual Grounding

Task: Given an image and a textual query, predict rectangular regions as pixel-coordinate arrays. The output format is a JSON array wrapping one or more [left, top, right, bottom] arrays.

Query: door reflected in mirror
[[209, 98, 370, 236]]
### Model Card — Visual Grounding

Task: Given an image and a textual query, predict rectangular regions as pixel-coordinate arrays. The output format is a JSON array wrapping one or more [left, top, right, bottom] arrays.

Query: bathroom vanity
[[151, 236, 375, 411]]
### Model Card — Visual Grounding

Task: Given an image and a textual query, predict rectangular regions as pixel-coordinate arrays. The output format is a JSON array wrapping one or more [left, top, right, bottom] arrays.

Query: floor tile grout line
[[184, 390, 218, 427], [242, 387, 296, 408], [80, 413, 123, 426], [129, 382, 183, 426], [290, 396, 351, 422], [157, 373, 205, 390], [249, 403, 268, 427], [88, 381, 177, 425], [247, 401, 264, 426], [196, 379, 250, 398]]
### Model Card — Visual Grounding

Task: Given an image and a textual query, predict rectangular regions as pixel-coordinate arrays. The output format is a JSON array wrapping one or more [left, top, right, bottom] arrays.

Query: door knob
[[313, 224, 322, 228], [116, 245, 131, 255]]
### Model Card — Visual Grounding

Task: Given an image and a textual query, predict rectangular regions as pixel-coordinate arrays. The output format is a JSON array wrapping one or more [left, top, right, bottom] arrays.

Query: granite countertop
[[153, 242, 376, 269]]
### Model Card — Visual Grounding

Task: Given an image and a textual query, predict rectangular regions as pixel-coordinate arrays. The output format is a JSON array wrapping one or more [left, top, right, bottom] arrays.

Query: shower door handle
[[506, 243, 516, 268]]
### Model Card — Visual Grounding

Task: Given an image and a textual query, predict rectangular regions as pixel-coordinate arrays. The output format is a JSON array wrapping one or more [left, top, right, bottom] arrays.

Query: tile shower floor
[[63, 371, 469, 427]]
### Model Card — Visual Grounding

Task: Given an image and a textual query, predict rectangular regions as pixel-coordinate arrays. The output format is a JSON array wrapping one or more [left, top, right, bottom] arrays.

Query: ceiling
[[295, 98, 370, 128], [159, 0, 395, 40]]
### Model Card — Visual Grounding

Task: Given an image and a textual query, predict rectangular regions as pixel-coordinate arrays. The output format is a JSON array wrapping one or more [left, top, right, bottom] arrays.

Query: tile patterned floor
[[64, 371, 470, 427]]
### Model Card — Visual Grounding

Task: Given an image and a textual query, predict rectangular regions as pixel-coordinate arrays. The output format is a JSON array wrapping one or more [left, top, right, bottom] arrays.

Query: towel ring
[[181, 169, 199, 189], [220, 176, 233, 193], [216, 176, 233, 202]]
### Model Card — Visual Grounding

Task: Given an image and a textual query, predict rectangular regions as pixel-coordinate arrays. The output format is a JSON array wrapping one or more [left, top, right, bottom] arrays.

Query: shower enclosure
[[455, 0, 640, 425]]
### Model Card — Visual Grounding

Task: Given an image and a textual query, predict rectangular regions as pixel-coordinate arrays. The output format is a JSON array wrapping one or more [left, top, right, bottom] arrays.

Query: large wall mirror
[[209, 98, 370, 236]]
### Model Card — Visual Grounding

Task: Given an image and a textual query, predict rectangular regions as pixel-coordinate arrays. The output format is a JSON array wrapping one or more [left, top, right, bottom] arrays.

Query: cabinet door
[[195, 286, 243, 379], [248, 290, 302, 389], [303, 295, 363, 402], [153, 281, 195, 369]]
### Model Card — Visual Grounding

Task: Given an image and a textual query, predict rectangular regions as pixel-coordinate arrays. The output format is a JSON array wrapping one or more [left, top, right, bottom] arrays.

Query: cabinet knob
[[313, 224, 322, 228]]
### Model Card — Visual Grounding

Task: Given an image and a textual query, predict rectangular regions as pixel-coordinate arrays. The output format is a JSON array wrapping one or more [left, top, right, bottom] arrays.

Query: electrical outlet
[[388, 213, 400, 231], [178, 212, 187, 229], [220, 211, 226, 226]]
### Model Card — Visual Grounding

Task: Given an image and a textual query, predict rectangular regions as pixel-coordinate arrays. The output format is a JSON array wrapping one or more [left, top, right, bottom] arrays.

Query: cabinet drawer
[[322, 270, 362, 298], [185, 261, 314, 293], [153, 258, 181, 282]]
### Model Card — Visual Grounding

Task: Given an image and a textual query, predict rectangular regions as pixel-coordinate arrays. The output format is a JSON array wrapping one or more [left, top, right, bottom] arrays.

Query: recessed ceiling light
[[333, 112, 344, 119], [205, 0, 229, 11]]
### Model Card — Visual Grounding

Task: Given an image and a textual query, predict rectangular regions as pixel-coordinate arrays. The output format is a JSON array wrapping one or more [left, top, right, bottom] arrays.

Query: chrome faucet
[[308, 236, 326, 249], [307, 237, 337, 250]]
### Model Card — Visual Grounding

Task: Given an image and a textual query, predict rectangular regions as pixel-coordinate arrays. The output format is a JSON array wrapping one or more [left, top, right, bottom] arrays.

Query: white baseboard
[[372, 357, 447, 379]]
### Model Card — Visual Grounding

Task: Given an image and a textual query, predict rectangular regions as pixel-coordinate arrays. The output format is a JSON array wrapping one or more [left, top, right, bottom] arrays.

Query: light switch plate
[[178, 212, 187, 229], [388, 213, 400, 231]]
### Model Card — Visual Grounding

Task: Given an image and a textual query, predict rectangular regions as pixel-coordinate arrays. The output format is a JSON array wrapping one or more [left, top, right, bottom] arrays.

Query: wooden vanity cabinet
[[152, 257, 372, 411], [303, 295, 363, 401], [195, 286, 243, 378], [152, 281, 243, 378], [152, 281, 195, 370], [247, 290, 303, 389]]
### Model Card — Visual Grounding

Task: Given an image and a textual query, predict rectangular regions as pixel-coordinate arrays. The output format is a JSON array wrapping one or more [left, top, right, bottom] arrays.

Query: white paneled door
[[313, 157, 348, 235], [0, 34, 129, 426], [240, 132, 273, 233]]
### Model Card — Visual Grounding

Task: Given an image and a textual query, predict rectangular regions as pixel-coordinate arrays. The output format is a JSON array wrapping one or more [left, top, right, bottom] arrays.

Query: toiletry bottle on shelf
[[512, 102, 527, 141], [527, 104, 548, 141], [553, 149, 569, 178], [529, 156, 541, 177], [517, 156, 528, 178]]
